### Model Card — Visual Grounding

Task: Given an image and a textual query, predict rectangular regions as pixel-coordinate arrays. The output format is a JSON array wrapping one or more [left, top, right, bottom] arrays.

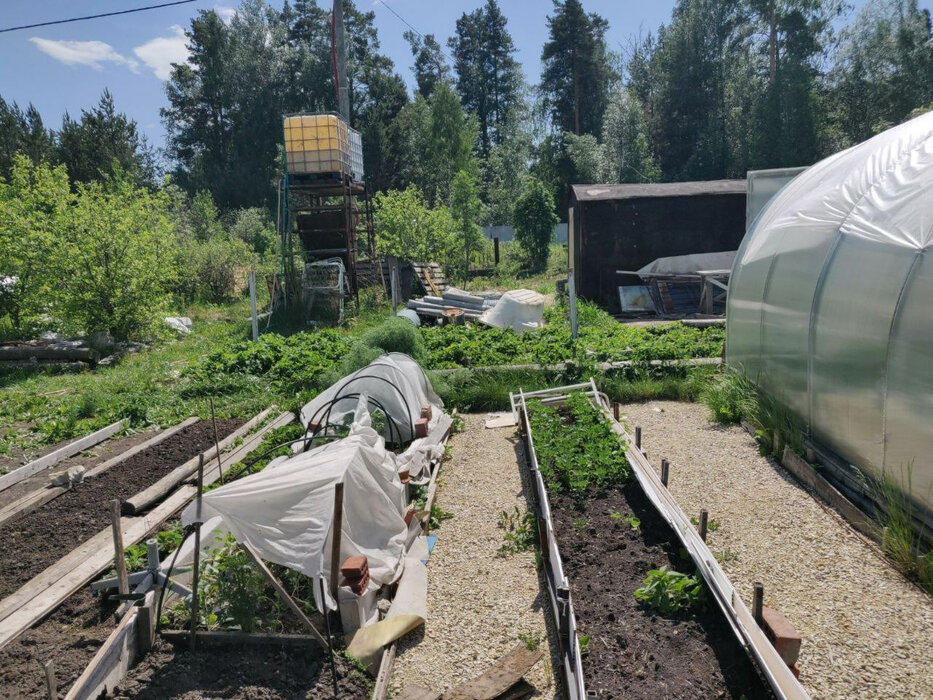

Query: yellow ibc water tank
[[283, 114, 351, 177]]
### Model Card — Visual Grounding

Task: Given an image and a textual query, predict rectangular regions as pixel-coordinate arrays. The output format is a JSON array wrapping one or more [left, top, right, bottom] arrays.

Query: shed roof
[[571, 180, 747, 203]]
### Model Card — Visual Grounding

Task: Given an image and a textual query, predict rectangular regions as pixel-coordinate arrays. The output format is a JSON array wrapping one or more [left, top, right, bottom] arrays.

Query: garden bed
[[111, 638, 370, 699], [523, 390, 768, 698], [0, 419, 242, 598]]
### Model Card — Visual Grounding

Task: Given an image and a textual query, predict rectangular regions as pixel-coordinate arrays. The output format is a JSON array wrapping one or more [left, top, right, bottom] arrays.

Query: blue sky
[[0, 0, 925, 152]]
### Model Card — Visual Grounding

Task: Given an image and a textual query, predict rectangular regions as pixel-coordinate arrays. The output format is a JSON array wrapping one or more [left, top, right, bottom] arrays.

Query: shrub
[[361, 317, 424, 359], [703, 370, 759, 424]]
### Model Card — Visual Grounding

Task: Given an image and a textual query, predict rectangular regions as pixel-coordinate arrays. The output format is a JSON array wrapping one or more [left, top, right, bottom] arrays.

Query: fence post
[[249, 270, 258, 341]]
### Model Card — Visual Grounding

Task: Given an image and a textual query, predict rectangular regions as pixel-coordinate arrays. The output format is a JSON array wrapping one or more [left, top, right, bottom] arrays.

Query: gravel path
[[622, 400, 933, 700], [390, 414, 559, 698]]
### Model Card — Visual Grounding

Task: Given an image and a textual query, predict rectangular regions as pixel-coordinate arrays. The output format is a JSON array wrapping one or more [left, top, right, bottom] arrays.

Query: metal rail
[[511, 381, 810, 700]]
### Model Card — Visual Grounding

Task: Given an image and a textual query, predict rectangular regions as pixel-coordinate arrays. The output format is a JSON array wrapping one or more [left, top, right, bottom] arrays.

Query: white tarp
[[637, 251, 736, 276], [479, 289, 545, 333], [299, 353, 443, 446], [183, 401, 408, 611]]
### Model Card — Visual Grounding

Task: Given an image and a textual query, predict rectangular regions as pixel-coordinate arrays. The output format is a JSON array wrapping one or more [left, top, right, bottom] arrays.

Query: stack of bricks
[[398, 467, 411, 484], [761, 606, 802, 678], [340, 555, 370, 596], [414, 404, 432, 439]]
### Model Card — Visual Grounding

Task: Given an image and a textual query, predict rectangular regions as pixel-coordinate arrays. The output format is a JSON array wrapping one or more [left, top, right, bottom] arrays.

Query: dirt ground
[[0, 419, 242, 599], [550, 483, 768, 699], [113, 638, 371, 699], [0, 428, 160, 511], [0, 588, 119, 698]]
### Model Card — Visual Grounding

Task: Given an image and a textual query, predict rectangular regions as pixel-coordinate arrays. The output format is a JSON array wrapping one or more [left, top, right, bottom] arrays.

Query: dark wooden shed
[[568, 181, 747, 308]]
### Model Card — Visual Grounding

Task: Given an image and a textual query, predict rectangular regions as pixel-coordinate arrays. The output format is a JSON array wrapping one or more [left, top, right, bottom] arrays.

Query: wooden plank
[[0, 420, 123, 493], [159, 630, 322, 648], [0, 418, 199, 530], [394, 685, 441, 700], [199, 412, 294, 488], [371, 641, 398, 700], [63, 592, 152, 700], [122, 407, 274, 514], [0, 485, 67, 528], [442, 645, 543, 700], [0, 485, 197, 649]]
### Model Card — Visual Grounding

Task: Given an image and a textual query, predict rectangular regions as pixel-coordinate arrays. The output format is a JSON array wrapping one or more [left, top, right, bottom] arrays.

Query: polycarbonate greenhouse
[[727, 111, 933, 515]]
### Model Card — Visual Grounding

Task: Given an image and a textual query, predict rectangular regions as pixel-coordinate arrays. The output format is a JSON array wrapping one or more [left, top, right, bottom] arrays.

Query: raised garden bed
[[0, 419, 243, 599], [521, 388, 770, 698]]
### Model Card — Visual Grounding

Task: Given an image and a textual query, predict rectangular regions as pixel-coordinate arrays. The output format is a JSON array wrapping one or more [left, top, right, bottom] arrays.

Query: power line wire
[[374, 0, 452, 64], [0, 0, 197, 34]]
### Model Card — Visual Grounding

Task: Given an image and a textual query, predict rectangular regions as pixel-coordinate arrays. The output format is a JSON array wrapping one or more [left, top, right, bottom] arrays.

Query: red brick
[[340, 572, 370, 595], [340, 555, 368, 579], [404, 504, 416, 526], [789, 663, 800, 679], [398, 467, 410, 484], [414, 418, 429, 438], [762, 606, 802, 666], [420, 404, 433, 421]]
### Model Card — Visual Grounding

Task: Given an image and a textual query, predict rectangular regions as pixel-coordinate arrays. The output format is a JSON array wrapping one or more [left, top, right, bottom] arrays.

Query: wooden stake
[[319, 577, 340, 696], [209, 397, 224, 486], [190, 454, 205, 652], [634, 426, 642, 449], [136, 598, 155, 653], [110, 500, 129, 597], [241, 542, 327, 648], [493, 237, 500, 266], [329, 482, 344, 603], [660, 458, 670, 487], [42, 659, 56, 700], [249, 270, 259, 342], [753, 582, 764, 626], [699, 509, 709, 542], [612, 402, 620, 421]]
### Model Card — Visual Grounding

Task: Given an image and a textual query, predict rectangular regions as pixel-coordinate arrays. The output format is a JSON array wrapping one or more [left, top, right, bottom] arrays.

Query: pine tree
[[405, 31, 449, 98], [540, 0, 614, 136], [449, 0, 523, 155]]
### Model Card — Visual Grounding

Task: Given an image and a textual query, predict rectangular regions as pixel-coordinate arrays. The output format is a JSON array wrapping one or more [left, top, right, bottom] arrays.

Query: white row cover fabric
[[727, 109, 933, 513], [299, 353, 443, 446], [636, 251, 736, 276], [479, 289, 545, 333], [184, 400, 408, 611]]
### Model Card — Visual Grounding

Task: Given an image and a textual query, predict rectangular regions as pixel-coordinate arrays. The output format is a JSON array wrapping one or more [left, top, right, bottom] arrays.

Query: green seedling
[[634, 566, 706, 614], [497, 507, 537, 557]]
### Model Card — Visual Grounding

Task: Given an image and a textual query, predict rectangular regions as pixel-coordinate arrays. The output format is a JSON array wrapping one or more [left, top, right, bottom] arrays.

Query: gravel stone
[[389, 413, 559, 698], [622, 400, 933, 700]]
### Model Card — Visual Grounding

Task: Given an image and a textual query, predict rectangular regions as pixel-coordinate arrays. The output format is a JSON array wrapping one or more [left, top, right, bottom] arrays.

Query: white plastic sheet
[[298, 353, 443, 446], [479, 289, 545, 332], [184, 401, 408, 611]]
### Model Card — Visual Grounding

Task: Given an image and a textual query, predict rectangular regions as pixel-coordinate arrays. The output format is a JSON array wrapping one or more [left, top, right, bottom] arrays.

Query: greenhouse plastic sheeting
[[727, 110, 933, 512], [183, 400, 408, 611], [298, 353, 443, 446]]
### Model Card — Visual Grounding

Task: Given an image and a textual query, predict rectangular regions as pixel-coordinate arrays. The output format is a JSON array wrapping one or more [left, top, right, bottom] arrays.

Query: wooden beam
[[122, 407, 274, 514], [159, 630, 323, 648], [329, 483, 344, 602], [441, 644, 543, 700], [0, 418, 199, 529], [0, 420, 123, 493], [63, 591, 154, 700]]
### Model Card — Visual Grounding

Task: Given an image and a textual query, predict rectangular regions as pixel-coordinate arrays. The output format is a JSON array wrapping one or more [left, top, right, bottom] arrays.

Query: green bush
[[512, 178, 558, 273], [361, 317, 425, 359]]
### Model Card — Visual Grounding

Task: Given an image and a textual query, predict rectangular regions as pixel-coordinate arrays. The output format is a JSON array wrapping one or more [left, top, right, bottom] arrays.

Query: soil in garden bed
[[0, 419, 243, 599], [0, 428, 160, 511], [112, 638, 371, 699], [549, 482, 770, 699], [0, 588, 119, 698]]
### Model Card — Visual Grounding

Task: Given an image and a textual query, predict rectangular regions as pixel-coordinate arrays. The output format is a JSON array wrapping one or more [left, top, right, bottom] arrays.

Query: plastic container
[[283, 113, 351, 177], [349, 127, 365, 182]]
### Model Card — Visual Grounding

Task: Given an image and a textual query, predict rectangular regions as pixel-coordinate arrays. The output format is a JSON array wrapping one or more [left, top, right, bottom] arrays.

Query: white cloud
[[215, 5, 237, 23], [30, 37, 139, 72], [134, 25, 189, 81]]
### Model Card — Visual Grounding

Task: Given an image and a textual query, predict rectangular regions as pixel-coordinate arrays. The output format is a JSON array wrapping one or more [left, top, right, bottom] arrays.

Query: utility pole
[[333, 0, 350, 123]]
